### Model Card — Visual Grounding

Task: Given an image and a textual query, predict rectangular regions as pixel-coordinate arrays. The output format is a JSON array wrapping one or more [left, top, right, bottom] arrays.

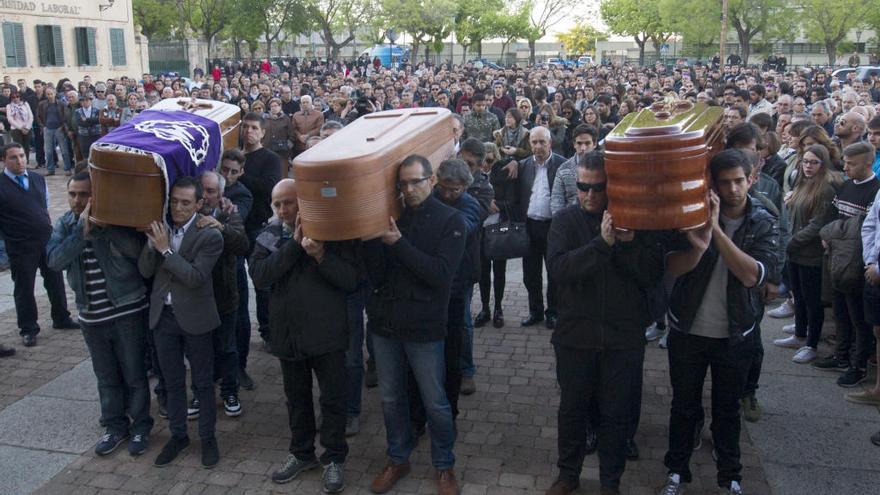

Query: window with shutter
[[3, 22, 26, 68], [87, 28, 97, 66], [75, 27, 97, 66], [36, 25, 52, 66], [110, 28, 126, 66], [51, 25, 64, 66]]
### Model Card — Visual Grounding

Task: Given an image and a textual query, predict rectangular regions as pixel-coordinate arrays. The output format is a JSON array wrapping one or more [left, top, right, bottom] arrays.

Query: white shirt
[[164, 213, 198, 305], [527, 156, 552, 220]]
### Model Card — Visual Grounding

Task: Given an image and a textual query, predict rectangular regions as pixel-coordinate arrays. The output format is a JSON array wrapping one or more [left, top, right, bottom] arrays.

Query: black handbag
[[482, 207, 530, 259]]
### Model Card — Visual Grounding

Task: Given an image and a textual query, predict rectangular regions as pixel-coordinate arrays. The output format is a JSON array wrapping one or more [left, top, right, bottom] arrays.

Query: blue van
[[363, 45, 410, 67]]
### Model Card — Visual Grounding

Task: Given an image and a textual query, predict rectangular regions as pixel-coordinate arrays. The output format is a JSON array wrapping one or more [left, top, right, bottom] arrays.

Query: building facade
[[1, 0, 148, 83]]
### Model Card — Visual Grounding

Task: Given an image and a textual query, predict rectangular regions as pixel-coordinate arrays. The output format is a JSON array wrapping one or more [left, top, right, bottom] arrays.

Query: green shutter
[[3, 23, 25, 67], [13, 23, 26, 67], [37, 25, 50, 66], [87, 27, 96, 66], [51, 24, 64, 66], [110, 28, 126, 66], [75, 27, 85, 65]]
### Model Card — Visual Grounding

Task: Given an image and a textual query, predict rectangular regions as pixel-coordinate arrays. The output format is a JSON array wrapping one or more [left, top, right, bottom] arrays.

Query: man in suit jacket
[[504, 126, 567, 329], [0, 143, 78, 349], [138, 176, 223, 469]]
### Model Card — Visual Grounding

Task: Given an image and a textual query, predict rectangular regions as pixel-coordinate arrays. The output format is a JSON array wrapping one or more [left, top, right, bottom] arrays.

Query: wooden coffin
[[293, 108, 455, 241], [605, 101, 724, 230], [88, 98, 240, 228]]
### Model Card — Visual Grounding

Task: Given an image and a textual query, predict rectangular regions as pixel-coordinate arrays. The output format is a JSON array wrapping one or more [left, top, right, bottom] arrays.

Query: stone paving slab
[[0, 445, 79, 495], [32, 360, 99, 402], [0, 395, 102, 454]]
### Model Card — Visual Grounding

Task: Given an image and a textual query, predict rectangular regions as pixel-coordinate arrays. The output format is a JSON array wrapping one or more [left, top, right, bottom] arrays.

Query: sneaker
[[792, 346, 818, 364], [201, 437, 219, 468], [272, 454, 320, 484], [845, 390, 880, 406], [322, 461, 345, 493], [645, 323, 663, 342], [187, 397, 200, 420], [239, 368, 256, 390], [724, 480, 743, 495], [659, 473, 684, 495], [345, 416, 360, 437], [460, 376, 476, 395], [128, 433, 149, 456], [768, 299, 794, 318], [365, 360, 378, 388], [741, 394, 762, 423], [773, 335, 805, 349], [154, 436, 189, 467], [94, 431, 128, 456], [659, 332, 669, 349], [837, 367, 867, 388], [782, 323, 795, 335], [224, 395, 242, 417], [811, 355, 849, 372]]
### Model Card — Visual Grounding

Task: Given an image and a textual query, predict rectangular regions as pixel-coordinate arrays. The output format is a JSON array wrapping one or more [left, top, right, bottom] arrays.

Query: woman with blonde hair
[[774, 144, 842, 363], [536, 103, 569, 156], [517, 98, 534, 128]]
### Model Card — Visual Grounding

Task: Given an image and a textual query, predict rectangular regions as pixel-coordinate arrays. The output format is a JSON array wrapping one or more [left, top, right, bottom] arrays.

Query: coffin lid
[[606, 101, 723, 143], [149, 97, 241, 126], [293, 107, 453, 180]]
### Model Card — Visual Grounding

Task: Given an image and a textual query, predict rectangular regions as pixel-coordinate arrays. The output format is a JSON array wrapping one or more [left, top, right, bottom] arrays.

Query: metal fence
[[149, 39, 191, 76]]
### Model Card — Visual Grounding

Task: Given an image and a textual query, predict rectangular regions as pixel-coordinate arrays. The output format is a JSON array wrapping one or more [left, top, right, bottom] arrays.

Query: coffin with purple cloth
[[88, 98, 240, 228]]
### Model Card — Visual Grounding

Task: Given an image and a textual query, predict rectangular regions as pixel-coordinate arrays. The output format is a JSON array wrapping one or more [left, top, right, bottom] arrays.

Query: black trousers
[[832, 289, 872, 368], [523, 218, 556, 316], [554, 344, 644, 491], [410, 294, 465, 425], [478, 252, 507, 311], [664, 330, 752, 488], [743, 325, 764, 397], [8, 243, 70, 335], [279, 350, 348, 464]]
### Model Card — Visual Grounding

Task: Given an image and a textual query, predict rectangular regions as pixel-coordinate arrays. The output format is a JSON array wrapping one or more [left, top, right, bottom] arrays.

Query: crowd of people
[[1, 54, 880, 495]]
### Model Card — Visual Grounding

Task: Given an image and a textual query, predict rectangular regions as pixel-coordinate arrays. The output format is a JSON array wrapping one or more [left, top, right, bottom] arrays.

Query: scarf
[[503, 125, 526, 148], [9, 101, 28, 123]]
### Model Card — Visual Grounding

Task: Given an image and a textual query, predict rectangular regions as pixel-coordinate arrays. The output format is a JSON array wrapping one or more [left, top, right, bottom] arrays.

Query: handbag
[[482, 206, 530, 259]]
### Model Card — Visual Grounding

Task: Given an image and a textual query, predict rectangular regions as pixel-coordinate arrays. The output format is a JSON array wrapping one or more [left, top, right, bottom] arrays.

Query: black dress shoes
[[492, 309, 505, 328], [473, 309, 491, 328], [520, 313, 545, 327], [0, 344, 16, 357], [53, 318, 80, 330], [22, 334, 37, 347]]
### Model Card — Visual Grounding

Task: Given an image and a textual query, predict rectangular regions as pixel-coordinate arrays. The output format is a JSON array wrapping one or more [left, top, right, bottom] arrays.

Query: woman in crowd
[[6, 91, 33, 163], [262, 98, 293, 163], [494, 108, 531, 163], [774, 144, 841, 363]]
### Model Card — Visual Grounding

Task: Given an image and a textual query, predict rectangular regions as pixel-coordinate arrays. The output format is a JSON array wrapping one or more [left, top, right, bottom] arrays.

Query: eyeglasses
[[397, 176, 431, 190], [801, 159, 822, 166], [576, 181, 607, 193]]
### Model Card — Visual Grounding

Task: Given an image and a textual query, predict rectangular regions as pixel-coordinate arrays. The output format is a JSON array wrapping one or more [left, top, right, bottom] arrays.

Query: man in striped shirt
[[47, 172, 153, 457]]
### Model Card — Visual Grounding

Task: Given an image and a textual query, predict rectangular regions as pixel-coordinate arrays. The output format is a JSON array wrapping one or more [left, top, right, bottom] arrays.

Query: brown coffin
[[604, 101, 724, 230], [292, 108, 455, 241], [88, 98, 240, 228]]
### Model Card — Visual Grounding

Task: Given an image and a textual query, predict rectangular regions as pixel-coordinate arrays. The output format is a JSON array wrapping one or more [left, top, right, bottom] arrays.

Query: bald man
[[250, 179, 359, 492], [835, 111, 867, 150]]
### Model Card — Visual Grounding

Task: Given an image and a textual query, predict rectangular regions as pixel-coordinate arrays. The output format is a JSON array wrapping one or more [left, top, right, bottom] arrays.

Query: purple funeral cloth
[[95, 109, 222, 187]]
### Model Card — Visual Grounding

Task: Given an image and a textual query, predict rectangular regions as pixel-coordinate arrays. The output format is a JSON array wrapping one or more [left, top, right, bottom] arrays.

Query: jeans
[[411, 295, 465, 425], [77, 135, 99, 161], [789, 262, 824, 348], [664, 330, 752, 487], [345, 285, 367, 418], [372, 333, 456, 469], [461, 285, 476, 378], [8, 243, 70, 335], [279, 351, 348, 464], [82, 312, 153, 436], [153, 306, 215, 440], [0, 237, 8, 266], [523, 218, 557, 317], [743, 324, 764, 397], [43, 127, 72, 172], [235, 256, 251, 369], [554, 344, 644, 490], [832, 289, 872, 368], [191, 310, 239, 398]]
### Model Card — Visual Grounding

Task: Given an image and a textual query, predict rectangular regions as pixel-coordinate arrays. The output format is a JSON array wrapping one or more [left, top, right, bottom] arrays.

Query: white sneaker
[[659, 332, 669, 349], [773, 335, 805, 349], [782, 323, 795, 335], [725, 480, 743, 495], [646, 323, 664, 342], [792, 346, 818, 364], [768, 299, 794, 318]]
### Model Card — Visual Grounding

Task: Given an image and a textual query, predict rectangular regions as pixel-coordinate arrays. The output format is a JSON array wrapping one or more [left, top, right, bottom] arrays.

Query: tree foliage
[[658, 0, 717, 59], [799, 0, 871, 66], [726, 0, 793, 65], [305, 0, 376, 59], [380, 0, 456, 61], [133, 0, 180, 40], [525, 0, 577, 64], [177, 0, 235, 59], [600, 0, 666, 66], [455, 0, 504, 61], [556, 22, 607, 56]]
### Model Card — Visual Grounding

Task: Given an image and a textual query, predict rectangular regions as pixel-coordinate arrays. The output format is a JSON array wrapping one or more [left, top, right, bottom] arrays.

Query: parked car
[[577, 55, 594, 67], [471, 59, 503, 70]]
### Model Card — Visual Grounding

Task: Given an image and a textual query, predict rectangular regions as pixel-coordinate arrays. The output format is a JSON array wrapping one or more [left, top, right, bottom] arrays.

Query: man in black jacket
[[364, 155, 466, 495], [659, 149, 779, 495], [251, 179, 357, 494], [544, 153, 664, 495]]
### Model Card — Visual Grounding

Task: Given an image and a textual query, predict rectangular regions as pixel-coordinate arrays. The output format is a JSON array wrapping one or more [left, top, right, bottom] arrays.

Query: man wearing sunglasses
[[545, 153, 664, 495]]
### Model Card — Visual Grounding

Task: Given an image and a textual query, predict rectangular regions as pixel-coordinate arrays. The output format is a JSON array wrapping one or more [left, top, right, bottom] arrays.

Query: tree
[[526, 0, 578, 65], [380, 0, 456, 62], [726, 0, 792, 65], [556, 22, 607, 56], [305, 0, 375, 60], [133, 0, 180, 40], [224, 0, 263, 59], [455, 0, 504, 61], [492, 5, 532, 60], [601, 0, 669, 66], [177, 0, 235, 60], [251, 0, 310, 58], [658, 0, 718, 60], [799, 0, 871, 66]]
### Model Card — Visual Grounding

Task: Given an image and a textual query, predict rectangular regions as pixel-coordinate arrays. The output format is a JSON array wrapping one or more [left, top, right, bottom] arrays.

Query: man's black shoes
[[0, 344, 15, 357], [201, 437, 220, 468], [474, 309, 491, 328], [21, 334, 37, 347], [154, 436, 190, 467], [521, 313, 545, 327], [53, 318, 80, 330]]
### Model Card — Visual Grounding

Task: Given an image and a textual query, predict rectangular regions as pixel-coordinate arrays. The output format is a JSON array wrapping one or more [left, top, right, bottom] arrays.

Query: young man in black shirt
[[814, 142, 880, 387]]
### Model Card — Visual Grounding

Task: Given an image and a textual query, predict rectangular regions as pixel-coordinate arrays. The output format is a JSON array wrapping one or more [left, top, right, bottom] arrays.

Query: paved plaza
[[0, 171, 878, 495]]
